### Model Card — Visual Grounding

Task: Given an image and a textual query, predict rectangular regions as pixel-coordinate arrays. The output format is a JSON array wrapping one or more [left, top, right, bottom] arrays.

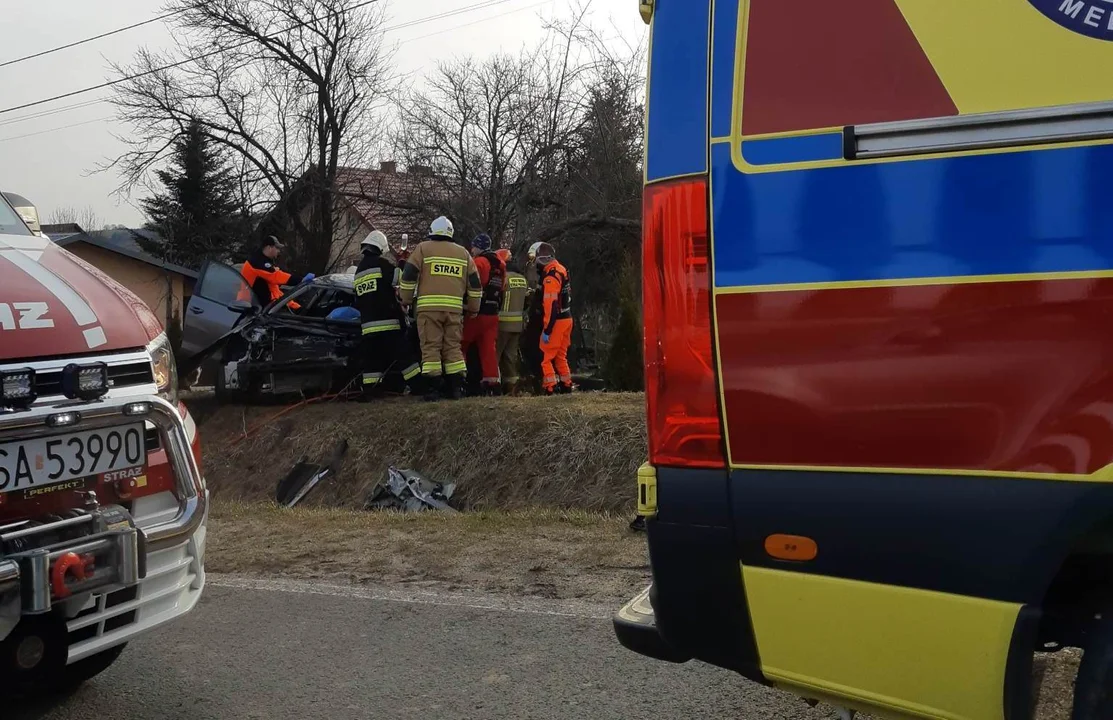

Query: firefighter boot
[[424, 377, 442, 402], [557, 383, 573, 395], [447, 374, 466, 400]]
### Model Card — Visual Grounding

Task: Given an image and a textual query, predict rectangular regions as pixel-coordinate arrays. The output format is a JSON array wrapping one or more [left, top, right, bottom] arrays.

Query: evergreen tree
[[138, 120, 248, 267]]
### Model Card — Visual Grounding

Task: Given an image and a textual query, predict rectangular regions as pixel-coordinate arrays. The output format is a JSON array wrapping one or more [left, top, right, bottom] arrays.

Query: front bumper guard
[[0, 395, 206, 642]]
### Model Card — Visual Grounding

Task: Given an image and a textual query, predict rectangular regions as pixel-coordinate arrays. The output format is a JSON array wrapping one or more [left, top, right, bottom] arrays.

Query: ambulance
[[616, 1, 1113, 718], [0, 193, 206, 697]]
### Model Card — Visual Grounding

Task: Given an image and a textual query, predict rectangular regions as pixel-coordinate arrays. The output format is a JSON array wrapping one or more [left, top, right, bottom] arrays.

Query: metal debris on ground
[[366, 466, 457, 513], [275, 439, 350, 508]]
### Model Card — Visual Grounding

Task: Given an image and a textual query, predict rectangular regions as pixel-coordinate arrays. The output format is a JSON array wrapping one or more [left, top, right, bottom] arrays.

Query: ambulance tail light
[[642, 178, 725, 468]]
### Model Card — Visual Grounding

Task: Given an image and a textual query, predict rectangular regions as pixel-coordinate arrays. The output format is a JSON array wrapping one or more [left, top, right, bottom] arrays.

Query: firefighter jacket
[[540, 260, 573, 335], [354, 249, 405, 336], [499, 271, 529, 333], [398, 239, 482, 315], [241, 249, 304, 306], [474, 251, 507, 316]]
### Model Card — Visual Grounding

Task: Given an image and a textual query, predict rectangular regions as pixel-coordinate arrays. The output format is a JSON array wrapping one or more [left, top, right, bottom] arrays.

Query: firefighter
[[535, 242, 573, 395], [495, 248, 529, 395], [240, 235, 313, 308], [353, 230, 420, 398], [398, 216, 482, 401], [460, 233, 506, 396], [520, 241, 546, 392]]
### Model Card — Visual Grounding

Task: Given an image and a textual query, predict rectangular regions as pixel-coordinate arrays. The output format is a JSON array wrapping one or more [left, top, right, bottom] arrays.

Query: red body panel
[[717, 278, 1113, 473], [741, 0, 957, 136], [0, 234, 159, 361]]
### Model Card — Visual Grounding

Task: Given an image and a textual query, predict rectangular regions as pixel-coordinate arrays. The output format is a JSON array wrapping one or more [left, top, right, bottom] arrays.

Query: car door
[[181, 261, 258, 359]]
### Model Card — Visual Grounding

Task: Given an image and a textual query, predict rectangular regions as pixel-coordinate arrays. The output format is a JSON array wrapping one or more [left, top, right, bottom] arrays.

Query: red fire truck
[[0, 192, 206, 697]]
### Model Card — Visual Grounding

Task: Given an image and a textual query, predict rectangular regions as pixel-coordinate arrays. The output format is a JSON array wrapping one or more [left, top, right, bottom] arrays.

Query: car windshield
[[268, 284, 357, 319], [0, 195, 31, 236]]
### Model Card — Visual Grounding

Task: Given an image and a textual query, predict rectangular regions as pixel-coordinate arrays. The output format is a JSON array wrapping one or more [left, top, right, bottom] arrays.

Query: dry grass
[[208, 501, 649, 602], [192, 392, 646, 513]]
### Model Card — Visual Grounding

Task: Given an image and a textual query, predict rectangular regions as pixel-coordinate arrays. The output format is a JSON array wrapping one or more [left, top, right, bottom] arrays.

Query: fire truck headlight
[[0, 367, 35, 408], [61, 362, 109, 401], [148, 335, 178, 403]]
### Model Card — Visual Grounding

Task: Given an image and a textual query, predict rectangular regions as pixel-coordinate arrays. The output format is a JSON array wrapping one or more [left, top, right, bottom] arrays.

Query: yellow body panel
[[895, 0, 1113, 115], [743, 566, 1020, 720]]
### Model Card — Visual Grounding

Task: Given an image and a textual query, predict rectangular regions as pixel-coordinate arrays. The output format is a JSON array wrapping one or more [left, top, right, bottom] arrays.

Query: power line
[[0, 0, 382, 117], [0, 98, 106, 128], [402, 0, 553, 43], [0, 10, 185, 69], [0, 116, 111, 143], [0, 0, 540, 135]]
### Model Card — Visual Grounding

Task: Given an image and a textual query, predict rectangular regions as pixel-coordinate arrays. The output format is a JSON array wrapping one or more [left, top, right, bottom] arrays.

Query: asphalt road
[[13, 575, 839, 720]]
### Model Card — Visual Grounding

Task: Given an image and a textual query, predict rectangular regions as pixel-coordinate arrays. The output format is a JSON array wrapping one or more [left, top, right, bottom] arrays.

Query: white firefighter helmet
[[428, 216, 454, 239], [361, 229, 389, 253], [527, 241, 543, 262]]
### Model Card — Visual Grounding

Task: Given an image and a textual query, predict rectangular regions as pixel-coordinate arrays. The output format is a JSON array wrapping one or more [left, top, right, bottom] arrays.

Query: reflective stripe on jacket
[[399, 240, 481, 315], [499, 272, 529, 333]]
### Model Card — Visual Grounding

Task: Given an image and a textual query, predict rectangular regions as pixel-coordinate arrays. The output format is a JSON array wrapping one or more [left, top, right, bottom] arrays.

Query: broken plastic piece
[[275, 439, 349, 508], [365, 467, 457, 513]]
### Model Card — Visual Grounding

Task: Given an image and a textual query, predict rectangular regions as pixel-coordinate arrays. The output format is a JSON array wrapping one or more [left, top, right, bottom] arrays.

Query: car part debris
[[365, 467, 457, 513], [275, 439, 349, 508]]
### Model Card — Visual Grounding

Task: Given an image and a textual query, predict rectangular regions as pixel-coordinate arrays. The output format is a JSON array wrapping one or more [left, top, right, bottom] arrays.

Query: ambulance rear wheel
[[1072, 618, 1113, 718]]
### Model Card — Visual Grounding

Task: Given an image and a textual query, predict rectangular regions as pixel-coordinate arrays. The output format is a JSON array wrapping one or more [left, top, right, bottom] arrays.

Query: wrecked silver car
[[181, 262, 363, 399]]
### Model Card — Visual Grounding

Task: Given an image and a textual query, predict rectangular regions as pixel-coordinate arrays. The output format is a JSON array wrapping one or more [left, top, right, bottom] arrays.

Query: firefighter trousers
[[496, 330, 522, 385], [359, 328, 420, 395], [416, 310, 465, 377], [461, 314, 500, 386], [541, 318, 573, 390]]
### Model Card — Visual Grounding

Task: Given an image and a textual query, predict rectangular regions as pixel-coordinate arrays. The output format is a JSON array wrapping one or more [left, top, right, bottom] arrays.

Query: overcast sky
[[0, 0, 642, 228]]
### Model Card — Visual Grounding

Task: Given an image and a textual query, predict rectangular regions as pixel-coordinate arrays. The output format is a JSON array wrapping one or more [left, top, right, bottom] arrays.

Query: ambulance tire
[[1072, 620, 1113, 719]]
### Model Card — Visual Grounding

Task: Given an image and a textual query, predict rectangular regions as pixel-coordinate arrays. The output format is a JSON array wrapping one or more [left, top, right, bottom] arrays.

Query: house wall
[[294, 202, 370, 272], [64, 243, 187, 330]]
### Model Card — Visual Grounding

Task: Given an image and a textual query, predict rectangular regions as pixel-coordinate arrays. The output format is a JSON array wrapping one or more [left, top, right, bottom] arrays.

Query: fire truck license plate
[[0, 424, 146, 494]]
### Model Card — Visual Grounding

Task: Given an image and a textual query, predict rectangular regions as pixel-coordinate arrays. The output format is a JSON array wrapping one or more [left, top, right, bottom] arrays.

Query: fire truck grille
[[31, 361, 154, 398]]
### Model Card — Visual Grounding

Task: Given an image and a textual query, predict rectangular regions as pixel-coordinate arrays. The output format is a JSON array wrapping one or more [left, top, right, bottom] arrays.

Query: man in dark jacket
[[240, 235, 313, 309], [354, 230, 420, 398]]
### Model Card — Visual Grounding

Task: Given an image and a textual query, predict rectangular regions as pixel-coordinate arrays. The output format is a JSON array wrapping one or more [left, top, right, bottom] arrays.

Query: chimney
[[379, 160, 397, 174]]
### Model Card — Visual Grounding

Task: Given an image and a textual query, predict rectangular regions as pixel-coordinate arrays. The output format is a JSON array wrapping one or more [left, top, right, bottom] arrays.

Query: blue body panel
[[645, 0, 711, 181], [710, 143, 1113, 288], [740, 133, 844, 166]]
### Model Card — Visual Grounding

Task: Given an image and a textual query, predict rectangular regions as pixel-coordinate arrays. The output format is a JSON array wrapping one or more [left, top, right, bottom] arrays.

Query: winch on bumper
[[0, 395, 206, 685]]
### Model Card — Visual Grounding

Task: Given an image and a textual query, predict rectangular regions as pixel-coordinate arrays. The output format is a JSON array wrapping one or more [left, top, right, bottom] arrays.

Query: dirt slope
[[192, 392, 646, 513]]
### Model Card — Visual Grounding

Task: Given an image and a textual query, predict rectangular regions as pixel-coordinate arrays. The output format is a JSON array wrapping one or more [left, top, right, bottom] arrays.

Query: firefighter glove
[[302, 273, 316, 284], [541, 333, 551, 345]]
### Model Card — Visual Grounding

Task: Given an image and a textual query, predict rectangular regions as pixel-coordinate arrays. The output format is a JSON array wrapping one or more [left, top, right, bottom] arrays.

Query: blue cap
[[471, 233, 492, 251]]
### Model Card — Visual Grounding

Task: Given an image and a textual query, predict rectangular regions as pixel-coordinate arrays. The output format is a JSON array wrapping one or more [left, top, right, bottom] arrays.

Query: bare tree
[[386, 5, 645, 259], [106, 0, 394, 272], [47, 205, 103, 232]]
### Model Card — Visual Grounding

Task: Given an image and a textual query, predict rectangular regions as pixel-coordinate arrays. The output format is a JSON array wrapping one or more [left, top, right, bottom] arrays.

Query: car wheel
[[1073, 619, 1113, 718]]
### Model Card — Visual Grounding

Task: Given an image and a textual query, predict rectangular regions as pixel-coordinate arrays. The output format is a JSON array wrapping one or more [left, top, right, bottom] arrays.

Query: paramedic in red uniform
[[536, 242, 573, 395], [240, 235, 313, 308], [460, 233, 507, 395]]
